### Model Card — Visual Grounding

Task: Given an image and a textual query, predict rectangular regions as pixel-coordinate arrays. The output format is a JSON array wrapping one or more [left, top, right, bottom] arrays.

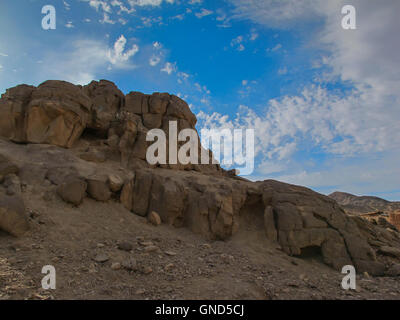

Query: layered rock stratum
[[0, 80, 400, 299]]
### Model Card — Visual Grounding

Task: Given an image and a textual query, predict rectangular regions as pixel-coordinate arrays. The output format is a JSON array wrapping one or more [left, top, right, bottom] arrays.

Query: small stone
[[165, 251, 177, 256], [118, 241, 133, 252], [140, 241, 154, 247], [122, 258, 138, 271], [148, 211, 162, 226], [140, 266, 153, 275], [165, 263, 175, 271], [93, 254, 109, 263], [111, 262, 121, 270], [386, 264, 400, 277], [97, 243, 105, 248], [144, 245, 159, 253], [108, 174, 124, 193]]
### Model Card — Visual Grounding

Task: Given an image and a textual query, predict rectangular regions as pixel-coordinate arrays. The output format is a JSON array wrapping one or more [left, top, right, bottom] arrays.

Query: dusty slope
[[1, 179, 400, 300], [0, 138, 399, 300]]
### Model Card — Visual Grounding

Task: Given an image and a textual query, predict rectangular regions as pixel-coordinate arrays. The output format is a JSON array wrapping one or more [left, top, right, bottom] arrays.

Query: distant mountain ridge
[[329, 192, 400, 214]]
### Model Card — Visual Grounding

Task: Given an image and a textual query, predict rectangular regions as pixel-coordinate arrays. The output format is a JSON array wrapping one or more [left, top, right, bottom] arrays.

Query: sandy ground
[[1, 187, 400, 301]]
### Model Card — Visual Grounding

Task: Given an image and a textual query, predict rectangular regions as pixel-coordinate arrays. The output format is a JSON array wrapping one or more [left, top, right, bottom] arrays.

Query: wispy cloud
[[195, 8, 213, 18], [161, 62, 176, 75]]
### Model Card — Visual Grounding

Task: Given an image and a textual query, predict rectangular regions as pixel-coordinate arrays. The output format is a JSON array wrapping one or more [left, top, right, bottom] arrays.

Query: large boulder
[[86, 175, 111, 202], [25, 81, 92, 148], [124, 92, 147, 115], [57, 178, 87, 206], [149, 93, 169, 115], [260, 180, 386, 275], [0, 194, 29, 237], [167, 95, 196, 127], [0, 84, 35, 142], [83, 80, 124, 135]]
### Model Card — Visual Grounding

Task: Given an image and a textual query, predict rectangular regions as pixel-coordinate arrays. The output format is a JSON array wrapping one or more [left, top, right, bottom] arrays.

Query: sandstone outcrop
[[0, 80, 399, 276]]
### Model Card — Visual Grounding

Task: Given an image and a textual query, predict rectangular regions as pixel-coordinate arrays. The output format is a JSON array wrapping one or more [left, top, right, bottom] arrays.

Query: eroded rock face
[[0, 84, 35, 143], [0, 81, 92, 148], [0, 80, 219, 174], [117, 170, 393, 275], [83, 80, 124, 135], [1, 80, 399, 275], [26, 81, 92, 148], [259, 180, 386, 275]]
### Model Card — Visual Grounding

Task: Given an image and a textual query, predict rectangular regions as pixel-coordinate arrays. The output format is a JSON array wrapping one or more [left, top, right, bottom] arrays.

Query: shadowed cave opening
[[296, 245, 324, 263], [238, 193, 264, 234], [80, 127, 108, 141]]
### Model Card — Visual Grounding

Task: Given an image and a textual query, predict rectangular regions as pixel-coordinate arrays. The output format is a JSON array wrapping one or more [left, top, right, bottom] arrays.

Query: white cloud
[[84, 0, 176, 21], [0, 53, 8, 57], [198, 83, 400, 171], [87, 0, 112, 13], [149, 56, 161, 66], [268, 43, 282, 52], [250, 29, 259, 41], [231, 35, 245, 51], [31, 35, 139, 85], [100, 13, 116, 24], [107, 35, 139, 66], [153, 41, 162, 50], [65, 21, 74, 28], [161, 62, 176, 75], [63, 1, 71, 10], [111, 0, 135, 13], [195, 8, 213, 18], [223, 0, 400, 196], [178, 72, 189, 81], [128, 0, 175, 7], [274, 152, 400, 200]]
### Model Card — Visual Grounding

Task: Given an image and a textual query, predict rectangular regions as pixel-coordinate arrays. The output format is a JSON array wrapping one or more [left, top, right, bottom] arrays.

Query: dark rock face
[[1, 79, 400, 276]]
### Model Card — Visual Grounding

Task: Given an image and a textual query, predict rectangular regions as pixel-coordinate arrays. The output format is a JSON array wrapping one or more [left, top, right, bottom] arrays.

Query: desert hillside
[[330, 192, 400, 215], [1, 80, 400, 300]]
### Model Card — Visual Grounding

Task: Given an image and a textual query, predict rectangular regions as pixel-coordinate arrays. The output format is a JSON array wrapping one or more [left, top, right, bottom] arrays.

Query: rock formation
[[1, 80, 400, 277]]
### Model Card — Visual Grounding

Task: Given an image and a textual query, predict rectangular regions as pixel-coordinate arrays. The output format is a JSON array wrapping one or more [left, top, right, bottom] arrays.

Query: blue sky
[[0, 0, 399, 200]]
